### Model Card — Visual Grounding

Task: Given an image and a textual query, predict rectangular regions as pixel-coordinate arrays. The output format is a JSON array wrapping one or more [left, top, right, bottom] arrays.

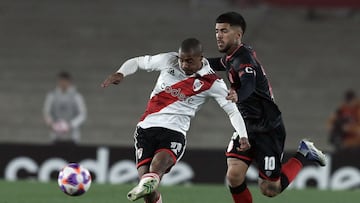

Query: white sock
[[141, 172, 160, 182]]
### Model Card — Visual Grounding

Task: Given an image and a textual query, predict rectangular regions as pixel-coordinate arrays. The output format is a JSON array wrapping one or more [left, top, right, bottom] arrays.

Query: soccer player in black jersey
[[208, 12, 327, 202]]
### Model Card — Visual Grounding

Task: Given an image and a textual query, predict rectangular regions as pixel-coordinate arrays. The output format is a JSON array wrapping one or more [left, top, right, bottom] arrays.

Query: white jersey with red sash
[[117, 52, 247, 137]]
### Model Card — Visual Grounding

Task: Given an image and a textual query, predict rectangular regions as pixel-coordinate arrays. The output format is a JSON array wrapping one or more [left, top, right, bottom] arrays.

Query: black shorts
[[134, 126, 186, 170], [225, 120, 286, 181]]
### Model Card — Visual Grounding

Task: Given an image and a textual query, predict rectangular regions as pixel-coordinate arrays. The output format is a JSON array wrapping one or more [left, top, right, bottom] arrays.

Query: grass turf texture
[[1, 180, 359, 203]]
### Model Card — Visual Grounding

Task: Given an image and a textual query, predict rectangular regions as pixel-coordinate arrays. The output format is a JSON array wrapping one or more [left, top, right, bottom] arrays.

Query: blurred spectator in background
[[328, 89, 360, 149], [43, 71, 87, 145]]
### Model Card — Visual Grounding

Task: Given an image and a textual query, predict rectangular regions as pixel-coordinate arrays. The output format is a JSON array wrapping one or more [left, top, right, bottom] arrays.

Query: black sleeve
[[234, 48, 260, 102], [208, 57, 226, 71], [236, 68, 256, 102], [232, 52, 257, 102]]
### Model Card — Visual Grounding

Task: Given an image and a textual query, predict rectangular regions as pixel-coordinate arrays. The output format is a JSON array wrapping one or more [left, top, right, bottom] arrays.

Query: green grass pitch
[[1, 180, 359, 203]]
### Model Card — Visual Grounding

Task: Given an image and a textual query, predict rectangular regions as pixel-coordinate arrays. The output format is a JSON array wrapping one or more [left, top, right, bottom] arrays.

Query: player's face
[[215, 23, 242, 54], [178, 51, 203, 75]]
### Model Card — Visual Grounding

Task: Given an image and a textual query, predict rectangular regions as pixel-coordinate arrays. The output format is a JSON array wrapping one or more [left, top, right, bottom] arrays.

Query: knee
[[226, 159, 248, 187], [259, 181, 281, 197], [226, 167, 246, 186]]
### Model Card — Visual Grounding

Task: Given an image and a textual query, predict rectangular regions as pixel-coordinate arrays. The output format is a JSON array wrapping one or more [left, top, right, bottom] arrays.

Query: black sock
[[280, 173, 290, 191], [229, 182, 247, 194], [294, 152, 308, 165]]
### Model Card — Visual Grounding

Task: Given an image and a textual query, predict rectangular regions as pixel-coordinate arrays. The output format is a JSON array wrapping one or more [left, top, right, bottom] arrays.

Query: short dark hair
[[216, 12, 246, 34], [58, 71, 72, 81], [179, 38, 203, 55]]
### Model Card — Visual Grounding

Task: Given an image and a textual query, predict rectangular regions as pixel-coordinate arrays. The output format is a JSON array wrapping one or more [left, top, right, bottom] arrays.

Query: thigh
[[134, 127, 186, 170], [255, 122, 286, 181], [226, 157, 249, 186], [156, 128, 186, 163], [134, 127, 158, 168]]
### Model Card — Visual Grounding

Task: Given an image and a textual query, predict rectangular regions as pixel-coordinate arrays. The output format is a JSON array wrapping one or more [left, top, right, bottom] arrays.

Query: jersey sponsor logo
[[140, 75, 218, 121], [193, 79, 204, 92], [161, 83, 191, 102]]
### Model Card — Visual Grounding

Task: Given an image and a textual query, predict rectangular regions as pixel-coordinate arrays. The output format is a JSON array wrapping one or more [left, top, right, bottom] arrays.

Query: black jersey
[[209, 44, 282, 132]]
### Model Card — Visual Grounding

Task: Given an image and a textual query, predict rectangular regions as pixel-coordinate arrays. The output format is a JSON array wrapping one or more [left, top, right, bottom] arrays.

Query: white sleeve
[[116, 52, 175, 76], [209, 79, 248, 138], [223, 103, 248, 139], [116, 57, 143, 77], [70, 94, 87, 129], [43, 93, 54, 124]]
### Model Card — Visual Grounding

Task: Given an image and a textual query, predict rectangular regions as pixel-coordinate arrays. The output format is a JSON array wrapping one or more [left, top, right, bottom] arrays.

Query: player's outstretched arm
[[211, 80, 251, 151], [227, 109, 251, 152], [101, 72, 124, 88], [101, 53, 170, 88]]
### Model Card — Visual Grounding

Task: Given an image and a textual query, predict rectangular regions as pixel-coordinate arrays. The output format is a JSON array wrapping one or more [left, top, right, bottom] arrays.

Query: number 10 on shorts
[[264, 156, 275, 170]]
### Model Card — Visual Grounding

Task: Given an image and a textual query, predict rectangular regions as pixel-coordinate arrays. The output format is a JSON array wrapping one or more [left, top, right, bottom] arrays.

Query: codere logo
[[160, 83, 194, 104]]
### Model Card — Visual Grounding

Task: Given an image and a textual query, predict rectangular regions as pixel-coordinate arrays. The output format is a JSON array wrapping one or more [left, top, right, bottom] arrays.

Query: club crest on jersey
[[193, 79, 204, 92], [265, 171, 273, 177]]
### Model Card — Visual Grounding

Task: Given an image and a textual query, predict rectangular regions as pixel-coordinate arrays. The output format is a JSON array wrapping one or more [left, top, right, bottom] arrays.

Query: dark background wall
[[0, 0, 359, 150]]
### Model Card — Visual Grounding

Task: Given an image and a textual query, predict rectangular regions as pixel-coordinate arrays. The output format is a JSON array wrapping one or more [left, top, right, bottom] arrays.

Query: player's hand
[[226, 89, 238, 103], [101, 72, 124, 88], [236, 137, 251, 151], [52, 120, 70, 134]]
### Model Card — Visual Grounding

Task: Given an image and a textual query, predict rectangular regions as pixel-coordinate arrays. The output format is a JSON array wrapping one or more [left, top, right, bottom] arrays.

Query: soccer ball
[[58, 163, 92, 196]]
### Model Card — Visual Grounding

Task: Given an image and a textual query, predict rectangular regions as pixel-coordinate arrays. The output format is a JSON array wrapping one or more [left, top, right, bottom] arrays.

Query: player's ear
[[235, 26, 242, 39], [237, 30, 242, 39]]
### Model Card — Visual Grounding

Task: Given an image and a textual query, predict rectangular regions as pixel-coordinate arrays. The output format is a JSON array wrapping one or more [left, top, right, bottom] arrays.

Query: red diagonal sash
[[140, 74, 219, 121]]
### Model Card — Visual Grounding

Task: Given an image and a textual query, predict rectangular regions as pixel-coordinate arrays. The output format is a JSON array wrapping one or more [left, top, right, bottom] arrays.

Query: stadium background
[[0, 0, 359, 194]]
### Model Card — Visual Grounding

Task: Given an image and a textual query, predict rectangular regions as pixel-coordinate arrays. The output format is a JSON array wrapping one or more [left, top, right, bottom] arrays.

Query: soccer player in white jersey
[[101, 38, 251, 203]]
